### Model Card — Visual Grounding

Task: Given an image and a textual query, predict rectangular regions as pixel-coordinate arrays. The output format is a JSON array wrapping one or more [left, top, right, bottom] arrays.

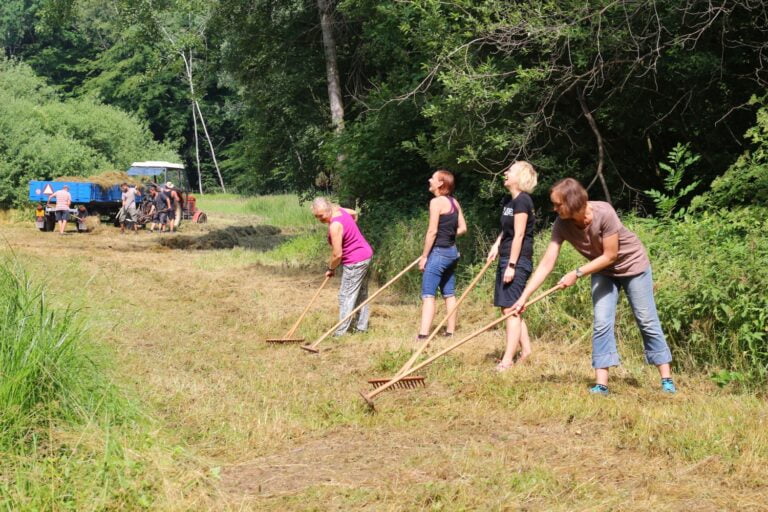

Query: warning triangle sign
[[42, 184, 54, 195]]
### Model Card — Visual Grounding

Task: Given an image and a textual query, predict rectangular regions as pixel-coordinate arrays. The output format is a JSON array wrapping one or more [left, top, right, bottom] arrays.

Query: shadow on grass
[[158, 225, 287, 251]]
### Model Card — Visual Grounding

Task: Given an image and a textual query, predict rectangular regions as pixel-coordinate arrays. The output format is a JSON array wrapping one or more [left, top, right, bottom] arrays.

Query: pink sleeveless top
[[328, 208, 373, 265]]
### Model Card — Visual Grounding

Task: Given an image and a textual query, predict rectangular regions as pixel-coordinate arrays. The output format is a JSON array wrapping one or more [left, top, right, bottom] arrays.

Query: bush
[[0, 59, 177, 207], [638, 208, 768, 383], [691, 96, 768, 210]]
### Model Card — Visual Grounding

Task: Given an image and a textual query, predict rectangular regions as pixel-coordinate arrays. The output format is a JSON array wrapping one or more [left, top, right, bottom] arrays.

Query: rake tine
[[359, 284, 564, 409]]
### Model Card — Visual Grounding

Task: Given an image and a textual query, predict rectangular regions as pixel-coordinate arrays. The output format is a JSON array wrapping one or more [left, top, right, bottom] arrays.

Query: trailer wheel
[[41, 214, 55, 232]]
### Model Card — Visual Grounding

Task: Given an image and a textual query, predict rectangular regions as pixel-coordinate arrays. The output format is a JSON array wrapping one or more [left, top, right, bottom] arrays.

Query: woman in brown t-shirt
[[510, 178, 676, 395]]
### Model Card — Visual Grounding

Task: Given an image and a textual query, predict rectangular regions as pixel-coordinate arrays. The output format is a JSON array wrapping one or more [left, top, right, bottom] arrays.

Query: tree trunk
[[191, 100, 203, 194], [180, 49, 225, 193], [578, 89, 612, 204], [317, 0, 344, 132], [194, 100, 226, 193]]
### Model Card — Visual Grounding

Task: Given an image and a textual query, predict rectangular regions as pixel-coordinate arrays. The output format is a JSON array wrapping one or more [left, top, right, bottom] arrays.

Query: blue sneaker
[[661, 378, 677, 394], [589, 384, 609, 395]]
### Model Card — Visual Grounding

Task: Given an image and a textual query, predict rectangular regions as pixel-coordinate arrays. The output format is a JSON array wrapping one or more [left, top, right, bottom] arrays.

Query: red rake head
[[367, 376, 426, 390]]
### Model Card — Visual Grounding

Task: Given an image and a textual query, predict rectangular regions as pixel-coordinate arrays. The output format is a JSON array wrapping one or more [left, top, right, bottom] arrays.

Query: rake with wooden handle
[[300, 257, 421, 353], [266, 276, 331, 343], [360, 283, 564, 410], [366, 257, 495, 389]]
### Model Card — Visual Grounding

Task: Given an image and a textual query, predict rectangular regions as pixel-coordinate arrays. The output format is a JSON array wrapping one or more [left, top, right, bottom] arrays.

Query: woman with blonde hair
[[312, 197, 374, 336], [486, 161, 538, 370], [417, 169, 467, 339]]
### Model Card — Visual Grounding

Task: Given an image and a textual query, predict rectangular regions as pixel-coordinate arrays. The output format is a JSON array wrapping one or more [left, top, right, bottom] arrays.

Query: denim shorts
[[421, 245, 460, 298], [55, 210, 69, 222], [493, 257, 533, 308]]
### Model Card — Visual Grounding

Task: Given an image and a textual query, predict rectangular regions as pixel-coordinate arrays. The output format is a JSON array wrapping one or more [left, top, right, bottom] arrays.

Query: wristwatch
[[575, 268, 584, 278], [508, 261, 516, 269]]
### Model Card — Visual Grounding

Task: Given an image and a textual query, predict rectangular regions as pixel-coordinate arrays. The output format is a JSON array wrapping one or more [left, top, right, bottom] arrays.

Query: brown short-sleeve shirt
[[551, 201, 649, 277]]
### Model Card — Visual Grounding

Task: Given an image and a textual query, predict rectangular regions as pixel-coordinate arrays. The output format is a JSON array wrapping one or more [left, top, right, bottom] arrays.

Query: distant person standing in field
[[417, 169, 467, 339], [486, 161, 538, 370], [166, 182, 182, 232], [118, 182, 138, 234], [312, 197, 374, 336], [46, 185, 72, 234], [148, 185, 171, 233], [509, 178, 676, 395]]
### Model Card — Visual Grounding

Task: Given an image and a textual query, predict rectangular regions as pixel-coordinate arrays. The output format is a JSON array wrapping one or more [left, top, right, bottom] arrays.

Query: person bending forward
[[510, 178, 676, 395], [312, 197, 374, 336]]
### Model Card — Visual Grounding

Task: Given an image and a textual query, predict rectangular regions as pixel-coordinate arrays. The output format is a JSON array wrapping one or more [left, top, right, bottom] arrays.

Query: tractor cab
[[127, 161, 190, 192]]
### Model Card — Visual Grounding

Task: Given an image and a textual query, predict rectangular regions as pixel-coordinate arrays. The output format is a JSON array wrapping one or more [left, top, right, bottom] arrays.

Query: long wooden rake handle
[[284, 275, 331, 338], [361, 283, 564, 405], [301, 257, 421, 353], [395, 257, 494, 377]]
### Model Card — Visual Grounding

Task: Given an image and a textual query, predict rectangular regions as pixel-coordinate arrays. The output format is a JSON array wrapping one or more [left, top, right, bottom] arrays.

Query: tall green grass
[[0, 262, 123, 444], [0, 260, 174, 509], [196, 193, 315, 230]]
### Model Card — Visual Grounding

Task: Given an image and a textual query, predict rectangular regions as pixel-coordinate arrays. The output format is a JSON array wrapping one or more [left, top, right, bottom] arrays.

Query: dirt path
[[5, 219, 768, 511]]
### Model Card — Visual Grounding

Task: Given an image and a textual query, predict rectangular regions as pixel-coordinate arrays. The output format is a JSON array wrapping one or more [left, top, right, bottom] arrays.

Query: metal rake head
[[265, 337, 305, 344], [367, 376, 426, 390]]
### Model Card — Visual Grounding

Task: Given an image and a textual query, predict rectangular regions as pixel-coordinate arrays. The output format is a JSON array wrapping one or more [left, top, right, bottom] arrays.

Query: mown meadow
[[3, 193, 765, 509]]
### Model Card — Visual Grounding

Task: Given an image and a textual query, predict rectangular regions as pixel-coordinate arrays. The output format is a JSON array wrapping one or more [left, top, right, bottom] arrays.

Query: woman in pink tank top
[[312, 197, 373, 336]]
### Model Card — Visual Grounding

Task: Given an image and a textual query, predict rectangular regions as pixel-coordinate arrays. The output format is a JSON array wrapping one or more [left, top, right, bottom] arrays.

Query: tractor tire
[[196, 212, 207, 224]]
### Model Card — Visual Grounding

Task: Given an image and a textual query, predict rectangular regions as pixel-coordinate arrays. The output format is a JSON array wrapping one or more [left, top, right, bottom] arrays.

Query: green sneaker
[[589, 384, 609, 395]]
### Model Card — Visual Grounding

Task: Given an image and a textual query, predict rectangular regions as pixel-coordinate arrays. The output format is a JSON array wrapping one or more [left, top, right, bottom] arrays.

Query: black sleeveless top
[[435, 196, 459, 247]]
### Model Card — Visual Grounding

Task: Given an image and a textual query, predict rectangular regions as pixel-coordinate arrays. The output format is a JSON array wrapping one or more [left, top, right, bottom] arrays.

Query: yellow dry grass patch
[[2, 210, 767, 511]]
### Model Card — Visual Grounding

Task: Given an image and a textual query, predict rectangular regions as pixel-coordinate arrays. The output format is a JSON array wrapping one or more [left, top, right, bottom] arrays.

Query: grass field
[[1, 194, 767, 510]]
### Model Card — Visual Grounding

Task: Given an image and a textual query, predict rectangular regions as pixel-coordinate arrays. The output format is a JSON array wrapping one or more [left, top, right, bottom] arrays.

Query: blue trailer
[[29, 181, 127, 232], [28, 162, 206, 232]]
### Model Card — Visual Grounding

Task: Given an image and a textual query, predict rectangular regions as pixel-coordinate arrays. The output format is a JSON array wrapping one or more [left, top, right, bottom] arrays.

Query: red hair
[[435, 169, 455, 195]]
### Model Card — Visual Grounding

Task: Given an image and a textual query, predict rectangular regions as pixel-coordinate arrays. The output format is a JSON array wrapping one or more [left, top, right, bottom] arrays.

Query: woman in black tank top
[[417, 169, 467, 339]]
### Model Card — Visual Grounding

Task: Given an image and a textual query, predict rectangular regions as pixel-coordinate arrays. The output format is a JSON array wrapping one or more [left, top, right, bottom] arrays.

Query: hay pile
[[160, 225, 284, 251], [55, 170, 146, 190], [83, 216, 101, 232]]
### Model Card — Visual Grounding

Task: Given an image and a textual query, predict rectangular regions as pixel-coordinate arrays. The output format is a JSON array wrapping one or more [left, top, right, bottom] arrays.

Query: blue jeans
[[421, 245, 459, 299], [591, 267, 672, 368]]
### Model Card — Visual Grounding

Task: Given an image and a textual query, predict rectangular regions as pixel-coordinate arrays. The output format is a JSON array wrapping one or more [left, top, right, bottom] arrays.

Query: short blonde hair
[[311, 197, 333, 214], [507, 161, 538, 193]]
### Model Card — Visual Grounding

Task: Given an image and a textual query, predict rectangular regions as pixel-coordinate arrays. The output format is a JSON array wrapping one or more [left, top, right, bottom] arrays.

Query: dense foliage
[[0, 59, 176, 206], [3, 0, 765, 205]]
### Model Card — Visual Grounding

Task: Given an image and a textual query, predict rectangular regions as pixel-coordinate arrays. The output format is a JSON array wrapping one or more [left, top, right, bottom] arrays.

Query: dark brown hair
[[435, 169, 455, 195], [550, 178, 588, 216]]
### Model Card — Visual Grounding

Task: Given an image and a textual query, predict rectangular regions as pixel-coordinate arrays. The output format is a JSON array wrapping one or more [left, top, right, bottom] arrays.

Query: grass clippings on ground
[[2, 194, 767, 511]]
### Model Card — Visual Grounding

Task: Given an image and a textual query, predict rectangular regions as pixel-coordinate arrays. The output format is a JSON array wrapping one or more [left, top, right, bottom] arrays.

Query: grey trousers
[[335, 258, 371, 336]]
